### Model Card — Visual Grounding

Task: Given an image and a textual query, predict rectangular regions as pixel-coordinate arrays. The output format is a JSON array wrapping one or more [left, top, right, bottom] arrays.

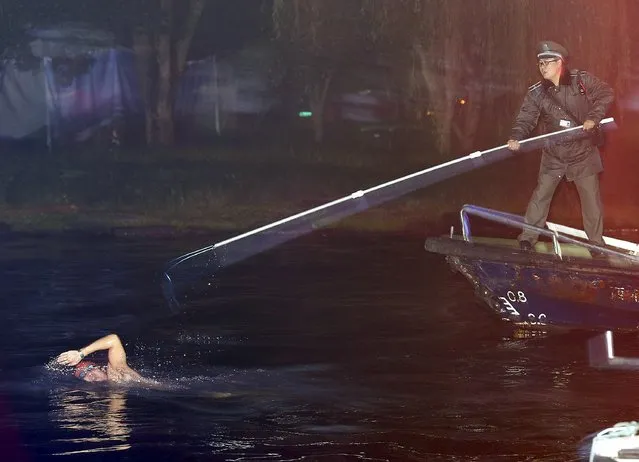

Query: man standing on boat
[[506, 40, 614, 252]]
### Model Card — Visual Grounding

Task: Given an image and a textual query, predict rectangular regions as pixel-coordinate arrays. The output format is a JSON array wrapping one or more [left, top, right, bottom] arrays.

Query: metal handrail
[[459, 204, 639, 262]]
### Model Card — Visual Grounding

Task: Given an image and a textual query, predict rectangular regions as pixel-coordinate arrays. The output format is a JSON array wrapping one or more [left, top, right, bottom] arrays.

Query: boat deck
[[461, 236, 594, 258]]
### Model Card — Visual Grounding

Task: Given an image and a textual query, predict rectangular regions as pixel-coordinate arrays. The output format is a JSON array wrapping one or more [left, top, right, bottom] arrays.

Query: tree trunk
[[452, 75, 484, 153], [309, 72, 333, 143], [311, 104, 324, 143], [133, 28, 154, 145], [176, 0, 207, 75], [450, 2, 488, 152], [156, 0, 174, 145], [413, 42, 456, 156]]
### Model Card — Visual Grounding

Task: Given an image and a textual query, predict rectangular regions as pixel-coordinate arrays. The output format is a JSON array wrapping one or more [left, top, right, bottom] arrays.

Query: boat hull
[[425, 237, 639, 331]]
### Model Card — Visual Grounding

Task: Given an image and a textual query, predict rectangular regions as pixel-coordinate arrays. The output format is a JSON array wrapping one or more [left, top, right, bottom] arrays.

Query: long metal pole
[[162, 118, 617, 310]]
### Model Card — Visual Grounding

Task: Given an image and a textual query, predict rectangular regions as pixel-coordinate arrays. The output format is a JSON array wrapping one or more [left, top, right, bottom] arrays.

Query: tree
[[272, 0, 376, 143], [133, 0, 207, 145], [366, 0, 633, 155], [354, 1, 485, 154]]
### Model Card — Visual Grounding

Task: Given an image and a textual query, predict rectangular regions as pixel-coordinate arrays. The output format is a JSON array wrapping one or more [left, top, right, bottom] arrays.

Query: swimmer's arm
[[56, 334, 128, 367]]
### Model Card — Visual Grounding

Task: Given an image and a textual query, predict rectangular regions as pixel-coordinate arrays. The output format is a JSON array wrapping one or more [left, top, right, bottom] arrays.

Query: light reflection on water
[[49, 389, 131, 455]]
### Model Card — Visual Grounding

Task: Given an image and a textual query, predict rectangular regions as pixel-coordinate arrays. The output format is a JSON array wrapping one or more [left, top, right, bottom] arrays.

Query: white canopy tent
[[0, 24, 142, 149]]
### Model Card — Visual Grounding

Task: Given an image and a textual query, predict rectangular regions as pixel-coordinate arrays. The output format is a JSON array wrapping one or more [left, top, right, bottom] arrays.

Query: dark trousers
[[518, 173, 603, 245]]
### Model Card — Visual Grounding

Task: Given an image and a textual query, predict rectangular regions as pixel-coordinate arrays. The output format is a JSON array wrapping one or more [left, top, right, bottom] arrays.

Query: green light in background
[[298, 111, 313, 118]]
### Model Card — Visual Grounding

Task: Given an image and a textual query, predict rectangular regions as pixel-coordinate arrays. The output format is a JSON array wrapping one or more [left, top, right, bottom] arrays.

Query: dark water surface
[[0, 230, 636, 461]]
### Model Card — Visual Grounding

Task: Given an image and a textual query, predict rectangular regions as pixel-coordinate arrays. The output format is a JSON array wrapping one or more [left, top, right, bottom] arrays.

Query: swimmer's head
[[74, 361, 108, 382]]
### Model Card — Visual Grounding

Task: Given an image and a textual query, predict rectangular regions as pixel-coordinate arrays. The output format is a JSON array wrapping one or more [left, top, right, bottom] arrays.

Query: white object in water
[[589, 421, 639, 461]]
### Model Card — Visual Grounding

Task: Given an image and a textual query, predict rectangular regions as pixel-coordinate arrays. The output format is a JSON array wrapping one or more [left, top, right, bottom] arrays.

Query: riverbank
[[1, 134, 638, 239]]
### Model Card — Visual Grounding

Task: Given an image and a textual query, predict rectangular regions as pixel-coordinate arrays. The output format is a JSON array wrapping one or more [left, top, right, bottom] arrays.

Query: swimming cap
[[74, 360, 97, 379]]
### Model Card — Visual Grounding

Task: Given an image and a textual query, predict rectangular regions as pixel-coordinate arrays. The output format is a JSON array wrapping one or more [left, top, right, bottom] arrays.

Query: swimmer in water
[[56, 333, 159, 385]]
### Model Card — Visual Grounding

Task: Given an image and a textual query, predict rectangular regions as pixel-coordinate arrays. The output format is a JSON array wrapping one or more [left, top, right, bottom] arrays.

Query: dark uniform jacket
[[510, 70, 614, 181]]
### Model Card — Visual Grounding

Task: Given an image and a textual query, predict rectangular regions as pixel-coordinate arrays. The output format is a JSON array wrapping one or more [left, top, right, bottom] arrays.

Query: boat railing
[[459, 204, 639, 261]]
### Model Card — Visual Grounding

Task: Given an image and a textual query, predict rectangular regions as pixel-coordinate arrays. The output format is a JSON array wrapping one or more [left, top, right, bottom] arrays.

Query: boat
[[423, 204, 639, 331]]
